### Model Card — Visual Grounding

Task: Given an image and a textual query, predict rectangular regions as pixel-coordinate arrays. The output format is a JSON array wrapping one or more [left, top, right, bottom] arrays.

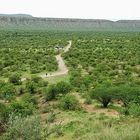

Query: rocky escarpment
[[0, 14, 140, 31]]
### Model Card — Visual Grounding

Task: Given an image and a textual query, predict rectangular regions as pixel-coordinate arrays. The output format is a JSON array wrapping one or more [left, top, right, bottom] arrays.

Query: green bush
[[9, 73, 21, 85], [0, 103, 10, 123], [1, 115, 42, 140], [128, 103, 140, 116], [26, 81, 37, 94], [17, 86, 25, 95], [1, 113, 64, 140], [84, 95, 92, 105], [59, 95, 80, 111], [0, 83, 16, 102], [55, 81, 71, 95], [31, 76, 48, 87], [21, 93, 38, 106], [31, 76, 42, 83], [115, 85, 140, 107], [9, 101, 34, 117], [44, 84, 58, 101], [44, 82, 72, 101]]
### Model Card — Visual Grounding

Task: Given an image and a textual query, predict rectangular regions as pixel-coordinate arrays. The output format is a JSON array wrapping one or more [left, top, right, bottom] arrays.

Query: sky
[[0, 0, 140, 20]]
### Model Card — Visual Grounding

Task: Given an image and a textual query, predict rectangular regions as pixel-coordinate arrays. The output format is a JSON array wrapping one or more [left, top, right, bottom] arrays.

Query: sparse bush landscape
[[0, 19, 140, 140]]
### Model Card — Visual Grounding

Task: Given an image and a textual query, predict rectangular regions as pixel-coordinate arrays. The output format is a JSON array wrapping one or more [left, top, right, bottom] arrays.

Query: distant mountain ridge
[[0, 14, 32, 17], [0, 14, 140, 31]]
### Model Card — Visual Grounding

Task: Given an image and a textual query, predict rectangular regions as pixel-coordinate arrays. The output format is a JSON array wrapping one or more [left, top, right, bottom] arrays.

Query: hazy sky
[[0, 0, 140, 20]]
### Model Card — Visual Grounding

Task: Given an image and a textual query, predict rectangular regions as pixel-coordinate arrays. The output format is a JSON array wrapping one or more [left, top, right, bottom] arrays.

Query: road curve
[[40, 40, 71, 78], [21, 41, 72, 81]]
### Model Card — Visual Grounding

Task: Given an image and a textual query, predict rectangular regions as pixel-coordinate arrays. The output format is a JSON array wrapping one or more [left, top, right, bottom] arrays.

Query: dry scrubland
[[0, 31, 140, 140]]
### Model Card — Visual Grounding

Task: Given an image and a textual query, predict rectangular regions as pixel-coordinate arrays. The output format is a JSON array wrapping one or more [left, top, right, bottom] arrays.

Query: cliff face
[[0, 15, 140, 31]]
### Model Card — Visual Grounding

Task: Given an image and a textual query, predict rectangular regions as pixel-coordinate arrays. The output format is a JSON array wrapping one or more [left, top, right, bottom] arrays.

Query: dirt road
[[21, 41, 72, 81], [41, 41, 71, 78]]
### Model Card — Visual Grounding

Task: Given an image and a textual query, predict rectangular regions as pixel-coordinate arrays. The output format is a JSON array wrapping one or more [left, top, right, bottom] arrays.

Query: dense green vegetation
[[0, 31, 140, 140], [64, 32, 140, 87], [0, 31, 68, 79]]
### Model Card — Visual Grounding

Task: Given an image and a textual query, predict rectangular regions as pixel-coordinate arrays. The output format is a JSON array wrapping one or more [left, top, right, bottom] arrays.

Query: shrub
[[55, 81, 71, 95], [0, 83, 16, 102], [44, 82, 72, 101], [0, 103, 10, 123], [9, 101, 34, 117], [9, 73, 21, 85], [31, 76, 42, 83], [59, 95, 80, 111], [17, 86, 25, 95], [0, 114, 63, 140], [44, 84, 58, 101], [21, 93, 38, 106], [128, 103, 140, 116], [26, 81, 37, 94], [84, 95, 92, 105], [115, 85, 140, 107], [2, 115, 42, 140], [31, 76, 48, 87]]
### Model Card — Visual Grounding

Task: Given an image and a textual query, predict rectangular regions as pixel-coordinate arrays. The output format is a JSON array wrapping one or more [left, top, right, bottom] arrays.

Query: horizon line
[[0, 13, 140, 22]]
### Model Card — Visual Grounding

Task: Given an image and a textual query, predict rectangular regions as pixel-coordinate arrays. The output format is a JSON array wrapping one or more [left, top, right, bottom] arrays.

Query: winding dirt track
[[40, 41, 71, 78], [21, 41, 72, 81]]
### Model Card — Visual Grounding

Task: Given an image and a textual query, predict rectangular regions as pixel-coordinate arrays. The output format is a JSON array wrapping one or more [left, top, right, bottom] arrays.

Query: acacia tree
[[91, 87, 111, 107], [90, 84, 117, 108], [115, 85, 140, 107]]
